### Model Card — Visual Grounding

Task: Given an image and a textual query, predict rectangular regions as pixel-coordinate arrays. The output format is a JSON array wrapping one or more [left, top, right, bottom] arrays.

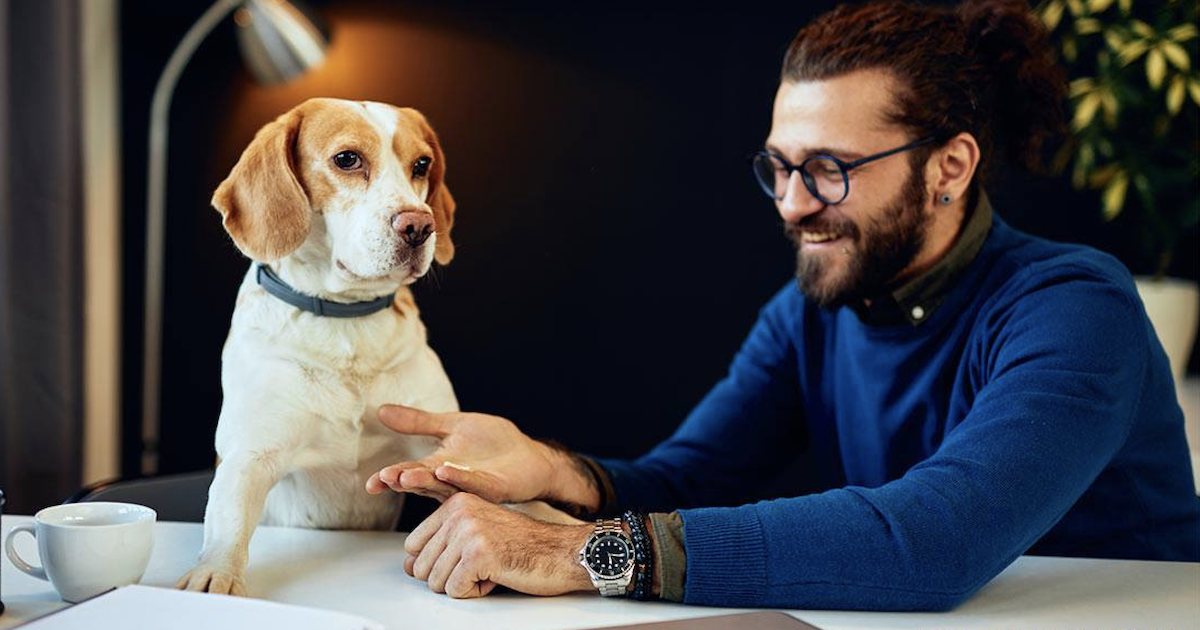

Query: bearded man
[[364, 0, 1200, 611]]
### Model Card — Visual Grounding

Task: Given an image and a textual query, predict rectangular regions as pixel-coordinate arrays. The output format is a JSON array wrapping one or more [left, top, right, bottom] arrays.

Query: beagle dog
[[177, 98, 462, 595]]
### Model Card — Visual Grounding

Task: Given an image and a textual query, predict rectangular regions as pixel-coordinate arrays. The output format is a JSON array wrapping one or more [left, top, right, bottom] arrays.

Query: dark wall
[[118, 1, 1198, 491]]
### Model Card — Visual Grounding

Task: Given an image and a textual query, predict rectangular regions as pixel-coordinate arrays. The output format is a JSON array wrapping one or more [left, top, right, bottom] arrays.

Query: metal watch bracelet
[[583, 518, 634, 597]]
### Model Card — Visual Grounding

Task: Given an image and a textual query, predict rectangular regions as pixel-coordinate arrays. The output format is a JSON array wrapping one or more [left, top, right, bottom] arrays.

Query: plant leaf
[[1104, 28, 1126, 50], [1146, 47, 1167, 89], [1088, 163, 1121, 187], [1100, 89, 1120, 125], [1117, 0, 1130, 13], [1167, 23, 1198, 42], [1118, 39, 1150, 65], [1076, 17, 1102, 34], [1167, 75, 1187, 114], [1087, 0, 1115, 12], [1073, 142, 1096, 189], [1066, 0, 1085, 16], [1102, 171, 1129, 221], [1064, 37, 1079, 62], [1069, 77, 1097, 97], [1189, 79, 1200, 105], [1050, 138, 1077, 174], [1130, 19, 1155, 39], [1042, 0, 1066, 31], [1160, 40, 1191, 70], [1073, 92, 1103, 129]]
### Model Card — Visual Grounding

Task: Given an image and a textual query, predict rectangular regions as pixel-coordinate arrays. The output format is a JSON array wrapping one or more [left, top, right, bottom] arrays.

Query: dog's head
[[212, 98, 456, 289]]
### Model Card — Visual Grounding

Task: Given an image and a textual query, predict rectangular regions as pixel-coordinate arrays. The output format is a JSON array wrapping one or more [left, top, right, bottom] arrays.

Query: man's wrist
[[563, 523, 596, 593], [537, 441, 601, 514]]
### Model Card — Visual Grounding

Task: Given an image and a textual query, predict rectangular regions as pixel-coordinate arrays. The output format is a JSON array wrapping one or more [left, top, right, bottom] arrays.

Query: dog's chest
[[223, 286, 458, 529], [298, 354, 449, 460], [254, 360, 449, 530]]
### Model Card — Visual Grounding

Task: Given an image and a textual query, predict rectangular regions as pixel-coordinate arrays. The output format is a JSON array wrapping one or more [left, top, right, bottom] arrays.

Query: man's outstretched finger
[[375, 463, 459, 498], [378, 405, 453, 438], [434, 465, 500, 501], [398, 468, 459, 499], [366, 472, 388, 494], [378, 461, 432, 487]]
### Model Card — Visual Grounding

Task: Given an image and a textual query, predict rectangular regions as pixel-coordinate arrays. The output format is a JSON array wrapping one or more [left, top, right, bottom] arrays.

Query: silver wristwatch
[[578, 518, 635, 596]]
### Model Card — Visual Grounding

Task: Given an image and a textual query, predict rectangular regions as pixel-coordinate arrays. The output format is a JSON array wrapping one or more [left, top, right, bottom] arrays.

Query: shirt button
[[911, 305, 926, 320]]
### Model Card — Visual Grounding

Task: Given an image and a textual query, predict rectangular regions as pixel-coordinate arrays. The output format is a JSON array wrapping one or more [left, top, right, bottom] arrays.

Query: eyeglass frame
[[749, 135, 939, 205]]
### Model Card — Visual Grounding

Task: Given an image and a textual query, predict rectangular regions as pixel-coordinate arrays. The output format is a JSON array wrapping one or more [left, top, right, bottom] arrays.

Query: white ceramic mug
[[4, 502, 156, 602]]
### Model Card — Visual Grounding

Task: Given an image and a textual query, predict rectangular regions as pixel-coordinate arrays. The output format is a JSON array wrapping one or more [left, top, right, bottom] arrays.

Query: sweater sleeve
[[595, 284, 806, 512], [676, 269, 1152, 611]]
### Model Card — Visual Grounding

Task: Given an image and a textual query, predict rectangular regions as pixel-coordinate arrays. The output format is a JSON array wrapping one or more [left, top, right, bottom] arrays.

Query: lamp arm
[[142, 0, 241, 475]]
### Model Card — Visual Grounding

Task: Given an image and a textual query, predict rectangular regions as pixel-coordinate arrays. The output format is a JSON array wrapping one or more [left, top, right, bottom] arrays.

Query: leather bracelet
[[623, 510, 654, 600]]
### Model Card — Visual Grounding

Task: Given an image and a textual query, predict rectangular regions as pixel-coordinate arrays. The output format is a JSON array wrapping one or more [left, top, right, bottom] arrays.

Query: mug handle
[[5, 523, 48, 581]]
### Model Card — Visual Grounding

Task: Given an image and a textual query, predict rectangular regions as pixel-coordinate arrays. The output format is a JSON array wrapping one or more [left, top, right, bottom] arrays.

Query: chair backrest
[[68, 469, 215, 523]]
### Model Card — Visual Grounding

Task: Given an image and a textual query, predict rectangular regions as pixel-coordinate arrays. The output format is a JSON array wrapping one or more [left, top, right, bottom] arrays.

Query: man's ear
[[407, 108, 456, 265], [211, 108, 311, 262], [929, 131, 981, 203]]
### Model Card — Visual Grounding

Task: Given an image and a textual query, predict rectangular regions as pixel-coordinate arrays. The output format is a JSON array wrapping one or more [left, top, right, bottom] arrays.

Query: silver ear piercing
[[940, 193, 953, 205]]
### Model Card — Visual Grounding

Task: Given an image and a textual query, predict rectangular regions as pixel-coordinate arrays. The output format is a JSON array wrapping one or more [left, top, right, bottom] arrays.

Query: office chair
[[67, 469, 214, 522], [68, 469, 439, 530]]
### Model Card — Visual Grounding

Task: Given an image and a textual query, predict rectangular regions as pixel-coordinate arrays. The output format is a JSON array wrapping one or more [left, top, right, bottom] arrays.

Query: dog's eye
[[333, 151, 362, 171], [413, 156, 432, 178]]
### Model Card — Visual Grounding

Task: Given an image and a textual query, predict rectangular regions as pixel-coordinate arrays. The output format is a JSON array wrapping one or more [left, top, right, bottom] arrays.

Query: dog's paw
[[176, 563, 247, 596]]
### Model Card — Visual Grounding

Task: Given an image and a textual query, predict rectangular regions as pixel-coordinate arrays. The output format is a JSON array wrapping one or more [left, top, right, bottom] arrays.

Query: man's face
[[766, 69, 932, 308]]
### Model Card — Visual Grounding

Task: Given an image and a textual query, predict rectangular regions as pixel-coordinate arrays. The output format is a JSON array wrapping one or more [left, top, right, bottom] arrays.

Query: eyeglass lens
[[751, 154, 847, 204]]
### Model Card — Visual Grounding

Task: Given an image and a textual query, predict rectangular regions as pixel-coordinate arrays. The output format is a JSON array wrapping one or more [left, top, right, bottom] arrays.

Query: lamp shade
[[234, 0, 328, 85]]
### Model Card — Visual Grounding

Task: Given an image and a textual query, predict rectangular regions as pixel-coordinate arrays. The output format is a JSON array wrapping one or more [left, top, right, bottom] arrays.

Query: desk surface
[[2, 515, 1198, 630]]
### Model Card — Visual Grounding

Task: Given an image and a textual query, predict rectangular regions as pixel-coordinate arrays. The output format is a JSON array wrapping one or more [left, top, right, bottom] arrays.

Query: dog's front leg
[[177, 449, 289, 595]]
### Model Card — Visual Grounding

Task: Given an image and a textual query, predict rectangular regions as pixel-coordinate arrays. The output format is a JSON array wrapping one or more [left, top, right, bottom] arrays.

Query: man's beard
[[785, 165, 931, 309]]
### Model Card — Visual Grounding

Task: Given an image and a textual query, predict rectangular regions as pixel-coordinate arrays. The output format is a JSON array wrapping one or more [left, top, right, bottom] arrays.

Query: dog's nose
[[393, 212, 434, 248]]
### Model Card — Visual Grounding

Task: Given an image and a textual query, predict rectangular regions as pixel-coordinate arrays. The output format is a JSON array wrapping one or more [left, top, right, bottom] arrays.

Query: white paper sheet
[[17, 584, 386, 630]]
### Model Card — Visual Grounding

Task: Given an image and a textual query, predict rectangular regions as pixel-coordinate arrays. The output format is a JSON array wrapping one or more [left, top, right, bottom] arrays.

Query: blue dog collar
[[255, 263, 395, 318]]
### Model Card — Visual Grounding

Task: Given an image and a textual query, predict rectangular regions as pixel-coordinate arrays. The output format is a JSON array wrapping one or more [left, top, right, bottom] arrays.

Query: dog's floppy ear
[[212, 108, 310, 262], [412, 110, 456, 265]]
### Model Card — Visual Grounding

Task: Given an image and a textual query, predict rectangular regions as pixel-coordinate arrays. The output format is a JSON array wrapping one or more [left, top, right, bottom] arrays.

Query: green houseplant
[[1037, 0, 1199, 378]]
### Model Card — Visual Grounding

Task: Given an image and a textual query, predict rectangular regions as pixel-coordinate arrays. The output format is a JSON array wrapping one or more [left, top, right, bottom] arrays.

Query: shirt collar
[[852, 192, 994, 327]]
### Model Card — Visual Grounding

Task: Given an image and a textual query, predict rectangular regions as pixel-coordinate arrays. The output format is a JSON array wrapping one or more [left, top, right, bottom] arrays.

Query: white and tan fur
[[178, 98, 464, 595]]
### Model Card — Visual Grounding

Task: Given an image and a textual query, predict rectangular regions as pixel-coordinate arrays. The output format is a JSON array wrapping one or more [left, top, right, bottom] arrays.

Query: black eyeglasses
[[749, 136, 937, 205]]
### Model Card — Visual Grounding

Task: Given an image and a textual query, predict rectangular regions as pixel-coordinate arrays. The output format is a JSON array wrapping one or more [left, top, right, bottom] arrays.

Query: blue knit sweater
[[598, 216, 1200, 611]]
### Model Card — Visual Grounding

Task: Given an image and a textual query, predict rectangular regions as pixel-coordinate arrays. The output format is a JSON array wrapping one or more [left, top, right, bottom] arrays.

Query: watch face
[[585, 533, 633, 578]]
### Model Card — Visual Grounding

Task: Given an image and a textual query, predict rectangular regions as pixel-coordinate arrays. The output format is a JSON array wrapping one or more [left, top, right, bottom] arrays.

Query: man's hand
[[403, 492, 594, 598], [366, 405, 599, 511]]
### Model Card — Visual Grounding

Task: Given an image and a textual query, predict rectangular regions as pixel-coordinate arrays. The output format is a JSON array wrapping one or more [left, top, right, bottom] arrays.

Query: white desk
[[2, 515, 1197, 630]]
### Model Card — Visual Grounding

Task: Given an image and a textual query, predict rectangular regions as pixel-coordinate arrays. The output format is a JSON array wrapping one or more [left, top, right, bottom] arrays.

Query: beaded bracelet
[[623, 510, 654, 600]]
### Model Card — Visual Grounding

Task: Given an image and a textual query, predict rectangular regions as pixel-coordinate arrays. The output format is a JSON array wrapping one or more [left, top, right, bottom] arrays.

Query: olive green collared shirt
[[851, 192, 994, 326], [584, 193, 994, 602]]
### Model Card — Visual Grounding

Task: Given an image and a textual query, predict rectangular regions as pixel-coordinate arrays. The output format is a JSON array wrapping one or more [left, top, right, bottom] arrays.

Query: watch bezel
[[582, 531, 635, 579]]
